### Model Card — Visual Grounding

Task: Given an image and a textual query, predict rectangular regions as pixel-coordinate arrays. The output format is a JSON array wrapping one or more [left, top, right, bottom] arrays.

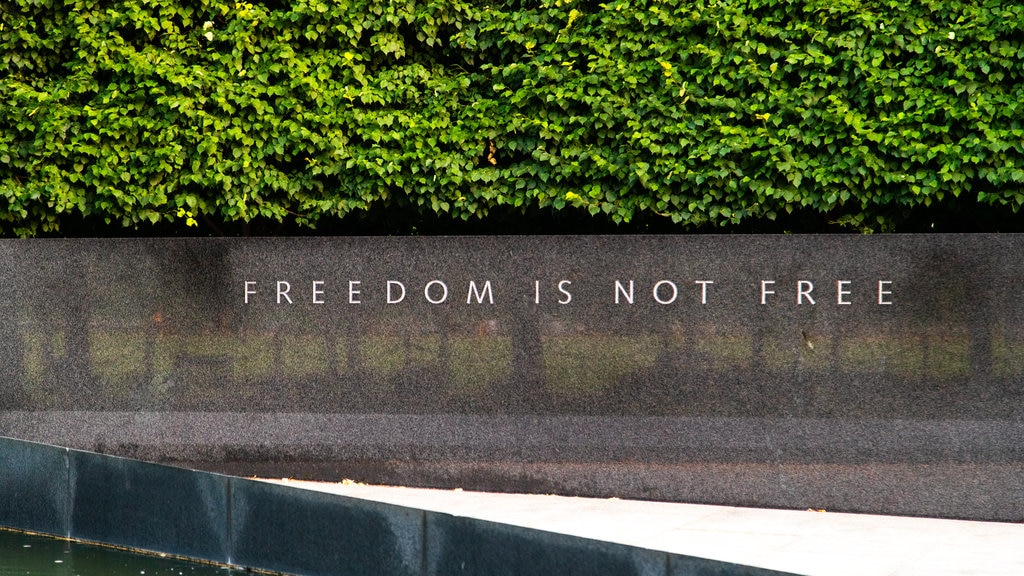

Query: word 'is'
[[243, 280, 894, 305]]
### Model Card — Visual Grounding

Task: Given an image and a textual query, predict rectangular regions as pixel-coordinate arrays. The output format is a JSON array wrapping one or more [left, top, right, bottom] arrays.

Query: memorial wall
[[1, 236, 1022, 521]]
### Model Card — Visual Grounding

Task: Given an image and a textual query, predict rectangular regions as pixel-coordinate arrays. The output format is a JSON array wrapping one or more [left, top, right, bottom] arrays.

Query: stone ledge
[[0, 436, 792, 576]]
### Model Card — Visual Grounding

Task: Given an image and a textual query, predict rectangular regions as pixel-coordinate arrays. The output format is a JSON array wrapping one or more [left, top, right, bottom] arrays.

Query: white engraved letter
[[652, 280, 678, 305], [467, 281, 494, 304], [558, 280, 573, 305], [695, 280, 713, 304], [386, 281, 406, 304], [878, 280, 893, 305], [836, 280, 851, 305], [425, 280, 449, 304], [760, 280, 775, 305], [277, 281, 292, 304], [797, 280, 816, 305], [614, 280, 634, 304], [312, 281, 325, 304], [349, 281, 362, 304]]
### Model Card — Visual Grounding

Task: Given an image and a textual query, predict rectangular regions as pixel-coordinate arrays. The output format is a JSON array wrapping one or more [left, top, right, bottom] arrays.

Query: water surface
[[0, 530, 243, 576]]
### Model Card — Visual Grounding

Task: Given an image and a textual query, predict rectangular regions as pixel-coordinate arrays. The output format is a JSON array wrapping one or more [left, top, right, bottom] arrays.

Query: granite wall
[[1, 236, 1022, 521]]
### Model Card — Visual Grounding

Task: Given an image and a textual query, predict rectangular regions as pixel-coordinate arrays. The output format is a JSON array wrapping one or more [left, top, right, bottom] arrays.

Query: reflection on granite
[[1, 236, 1021, 520]]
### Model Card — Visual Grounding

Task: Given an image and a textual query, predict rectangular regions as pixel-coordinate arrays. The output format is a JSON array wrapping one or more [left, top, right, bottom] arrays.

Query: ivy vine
[[2, 0, 1022, 235]]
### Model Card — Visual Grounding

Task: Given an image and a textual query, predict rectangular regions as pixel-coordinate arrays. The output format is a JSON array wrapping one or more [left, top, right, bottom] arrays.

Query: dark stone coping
[[0, 435, 794, 576], [4, 411, 1020, 464]]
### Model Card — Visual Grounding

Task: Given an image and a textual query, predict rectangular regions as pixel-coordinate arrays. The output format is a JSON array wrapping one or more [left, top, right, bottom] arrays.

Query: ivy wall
[[2, 0, 1023, 235]]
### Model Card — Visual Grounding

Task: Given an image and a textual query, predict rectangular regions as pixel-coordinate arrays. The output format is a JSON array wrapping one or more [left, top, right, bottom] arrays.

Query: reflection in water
[[0, 530, 242, 576]]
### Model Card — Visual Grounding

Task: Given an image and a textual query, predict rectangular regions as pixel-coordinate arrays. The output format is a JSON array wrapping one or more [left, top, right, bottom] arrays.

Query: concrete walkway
[[270, 479, 1024, 576]]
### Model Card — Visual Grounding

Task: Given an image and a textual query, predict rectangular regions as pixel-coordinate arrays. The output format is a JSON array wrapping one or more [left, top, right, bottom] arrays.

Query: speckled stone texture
[[1, 236, 1022, 520]]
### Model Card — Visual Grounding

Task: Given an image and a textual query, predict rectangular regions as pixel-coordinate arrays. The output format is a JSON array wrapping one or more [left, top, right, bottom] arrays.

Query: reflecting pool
[[0, 530, 244, 576]]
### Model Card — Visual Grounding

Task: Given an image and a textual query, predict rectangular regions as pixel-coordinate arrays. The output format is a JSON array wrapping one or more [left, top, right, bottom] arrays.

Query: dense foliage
[[2, 0, 1023, 235]]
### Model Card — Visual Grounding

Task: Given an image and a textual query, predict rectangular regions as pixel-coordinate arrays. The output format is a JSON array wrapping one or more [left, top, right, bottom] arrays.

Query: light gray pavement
[[268, 479, 1024, 576]]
